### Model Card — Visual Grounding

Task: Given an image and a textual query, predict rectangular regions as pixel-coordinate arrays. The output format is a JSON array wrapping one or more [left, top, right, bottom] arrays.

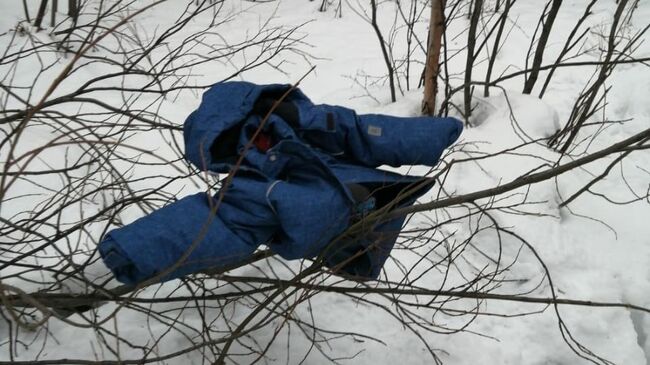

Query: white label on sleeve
[[367, 125, 382, 137]]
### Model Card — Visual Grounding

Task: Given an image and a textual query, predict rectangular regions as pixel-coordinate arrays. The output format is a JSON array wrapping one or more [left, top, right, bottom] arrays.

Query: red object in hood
[[254, 132, 273, 152]]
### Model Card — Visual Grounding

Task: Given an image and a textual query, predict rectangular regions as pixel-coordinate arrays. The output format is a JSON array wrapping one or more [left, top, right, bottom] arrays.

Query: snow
[[1, 0, 649, 364]]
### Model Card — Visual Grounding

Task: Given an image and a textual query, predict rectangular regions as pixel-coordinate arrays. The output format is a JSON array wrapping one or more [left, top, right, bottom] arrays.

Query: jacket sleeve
[[99, 177, 279, 285], [294, 101, 463, 167], [351, 113, 463, 167]]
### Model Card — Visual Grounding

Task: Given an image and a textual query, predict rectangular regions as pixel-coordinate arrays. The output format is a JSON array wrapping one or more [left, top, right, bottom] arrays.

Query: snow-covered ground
[[1, 0, 649, 364]]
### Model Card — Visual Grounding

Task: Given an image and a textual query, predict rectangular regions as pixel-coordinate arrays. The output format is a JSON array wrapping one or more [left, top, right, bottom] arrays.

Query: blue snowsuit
[[99, 82, 463, 285]]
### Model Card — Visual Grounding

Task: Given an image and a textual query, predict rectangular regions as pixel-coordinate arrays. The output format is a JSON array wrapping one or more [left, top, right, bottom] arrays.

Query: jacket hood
[[183, 81, 311, 173]]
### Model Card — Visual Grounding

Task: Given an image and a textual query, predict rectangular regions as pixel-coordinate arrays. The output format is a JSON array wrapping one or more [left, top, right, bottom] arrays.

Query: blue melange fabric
[[99, 81, 463, 285]]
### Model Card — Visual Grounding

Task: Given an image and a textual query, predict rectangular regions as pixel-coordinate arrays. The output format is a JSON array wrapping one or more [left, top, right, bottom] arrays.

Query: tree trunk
[[464, 0, 483, 122], [51, 0, 58, 27], [484, 0, 512, 97], [68, 0, 78, 21], [539, 0, 596, 98], [370, 0, 396, 102], [22, 0, 31, 22], [34, 0, 49, 30], [522, 0, 563, 94], [422, 0, 446, 116]]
